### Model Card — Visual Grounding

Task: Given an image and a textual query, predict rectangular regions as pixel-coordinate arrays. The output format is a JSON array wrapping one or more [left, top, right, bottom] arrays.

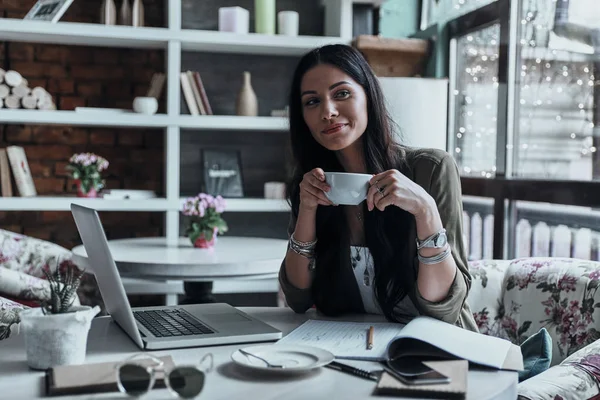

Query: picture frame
[[201, 149, 244, 198], [24, 0, 74, 23]]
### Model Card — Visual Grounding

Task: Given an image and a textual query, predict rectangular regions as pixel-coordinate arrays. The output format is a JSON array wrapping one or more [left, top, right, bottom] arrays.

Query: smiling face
[[300, 64, 368, 152]]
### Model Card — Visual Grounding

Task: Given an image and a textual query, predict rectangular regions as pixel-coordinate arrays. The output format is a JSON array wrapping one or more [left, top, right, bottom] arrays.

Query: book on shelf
[[180, 72, 199, 116], [186, 70, 206, 115], [192, 71, 213, 115], [5, 146, 36, 197], [276, 316, 523, 371], [0, 148, 13, 197], [146, 72, 166, 100], [180, 70, 213, 116]]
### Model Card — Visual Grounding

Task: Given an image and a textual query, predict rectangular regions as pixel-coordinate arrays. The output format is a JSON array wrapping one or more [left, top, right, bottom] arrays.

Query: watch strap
[[416, 228, 447, 250]]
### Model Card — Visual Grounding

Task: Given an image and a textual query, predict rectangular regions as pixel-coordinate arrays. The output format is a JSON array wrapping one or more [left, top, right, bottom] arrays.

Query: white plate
[[231, 344, 334, 373]]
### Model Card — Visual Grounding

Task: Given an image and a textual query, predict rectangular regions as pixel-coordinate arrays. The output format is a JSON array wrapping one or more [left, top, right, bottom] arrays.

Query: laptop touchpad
[[207, 313, 252, 323]]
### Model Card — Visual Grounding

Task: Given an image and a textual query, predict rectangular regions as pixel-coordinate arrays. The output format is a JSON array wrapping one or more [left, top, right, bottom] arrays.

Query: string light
[[451, 0, 597, 179]]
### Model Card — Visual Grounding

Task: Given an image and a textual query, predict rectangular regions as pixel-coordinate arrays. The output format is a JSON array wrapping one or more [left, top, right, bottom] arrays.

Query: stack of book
[[180, 70, 213, 116]]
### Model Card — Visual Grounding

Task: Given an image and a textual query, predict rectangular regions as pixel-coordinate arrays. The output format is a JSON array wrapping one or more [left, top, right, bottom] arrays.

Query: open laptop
[[70, 203, 282, 350]]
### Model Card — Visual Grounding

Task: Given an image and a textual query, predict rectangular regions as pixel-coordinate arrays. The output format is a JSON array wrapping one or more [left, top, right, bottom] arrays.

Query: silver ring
[[376, 186, 385, 196]]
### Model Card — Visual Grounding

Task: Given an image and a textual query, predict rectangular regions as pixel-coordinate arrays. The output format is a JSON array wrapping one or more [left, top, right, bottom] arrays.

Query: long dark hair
[[287, 44, 416, 321]]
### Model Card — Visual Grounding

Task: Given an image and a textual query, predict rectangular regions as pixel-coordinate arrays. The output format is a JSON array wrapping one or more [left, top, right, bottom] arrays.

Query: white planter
[[19, 305, 100, 370]]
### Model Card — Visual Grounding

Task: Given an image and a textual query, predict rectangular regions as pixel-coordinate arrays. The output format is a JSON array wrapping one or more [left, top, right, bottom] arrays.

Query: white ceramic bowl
[[324, 172, 372, 205], [133, 96, 158, 115]]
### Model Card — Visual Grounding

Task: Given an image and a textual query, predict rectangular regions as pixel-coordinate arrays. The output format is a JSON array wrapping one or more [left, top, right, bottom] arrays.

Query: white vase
[[19, 305, 100, 370], [235, 71, 258, 116], [132, 0, 145, 27], [100, 0, 117, 25], [119, 0, 132, 25]]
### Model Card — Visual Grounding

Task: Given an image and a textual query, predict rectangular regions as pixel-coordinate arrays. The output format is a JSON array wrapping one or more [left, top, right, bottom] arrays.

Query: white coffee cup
[[324, 172, 372, 205], [133, 96, 158, 115]]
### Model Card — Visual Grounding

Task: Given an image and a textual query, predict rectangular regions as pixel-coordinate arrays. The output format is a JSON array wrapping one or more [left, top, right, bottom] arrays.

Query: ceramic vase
[[132, 0, 145, 27], [20, 306, 100, 370], [75, 180, 99, 198], [191, 228, 218, 249], [100, 0, 117, 25], [235, 71, 258, 116], [119, 0, 132, 25]]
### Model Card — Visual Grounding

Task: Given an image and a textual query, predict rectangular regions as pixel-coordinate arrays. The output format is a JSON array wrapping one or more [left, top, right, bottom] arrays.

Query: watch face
[[436, 233, 448, 247]]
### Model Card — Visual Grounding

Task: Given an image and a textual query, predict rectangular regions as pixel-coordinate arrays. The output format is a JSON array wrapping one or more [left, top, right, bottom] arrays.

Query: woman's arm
[[368, 152, 471, 324], [284, 207, 317, 289], [412, 154, 471, 323]]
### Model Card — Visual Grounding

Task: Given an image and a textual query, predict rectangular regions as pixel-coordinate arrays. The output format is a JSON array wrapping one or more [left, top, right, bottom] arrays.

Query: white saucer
[[231, 344, 334, 373]]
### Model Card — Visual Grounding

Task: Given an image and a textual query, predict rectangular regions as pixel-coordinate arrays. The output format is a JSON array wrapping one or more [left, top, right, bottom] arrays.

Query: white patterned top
[[350, 246, 383, 315]]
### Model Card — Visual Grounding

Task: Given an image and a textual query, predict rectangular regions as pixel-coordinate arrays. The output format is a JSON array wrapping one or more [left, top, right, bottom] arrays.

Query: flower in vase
[[67, 153, 109, 197], [181, 194, 228, 248]]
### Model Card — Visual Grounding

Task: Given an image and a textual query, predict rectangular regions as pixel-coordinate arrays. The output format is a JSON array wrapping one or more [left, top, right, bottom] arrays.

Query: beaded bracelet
[[289, 233, 317, 270]]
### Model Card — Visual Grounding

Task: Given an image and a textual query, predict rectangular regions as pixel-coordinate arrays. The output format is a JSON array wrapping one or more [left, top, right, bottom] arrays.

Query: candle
[[218, 6, 249, 34], [277, 10, 299, 36], [255, 0, 275, 34]]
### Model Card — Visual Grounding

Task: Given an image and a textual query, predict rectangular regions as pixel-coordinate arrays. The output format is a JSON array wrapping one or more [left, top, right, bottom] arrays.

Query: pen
[[325, 361, 378, 381], [367, 326, 374, 350]]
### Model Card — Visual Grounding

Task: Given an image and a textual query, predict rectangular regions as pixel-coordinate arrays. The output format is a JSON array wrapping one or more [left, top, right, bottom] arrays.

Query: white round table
[[72, 237, 289, 305], [0, 307, 518, 400], [72, 236, 288, 280]]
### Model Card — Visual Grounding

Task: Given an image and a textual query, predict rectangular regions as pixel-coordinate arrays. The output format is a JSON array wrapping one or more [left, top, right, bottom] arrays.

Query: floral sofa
[[467, 257, 600, 399], [0, 229, 103, 339]]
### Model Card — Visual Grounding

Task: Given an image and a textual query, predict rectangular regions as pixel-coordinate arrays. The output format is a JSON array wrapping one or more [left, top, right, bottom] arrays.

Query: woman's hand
[[367, 169, 434, 216], [299, 168, 335, 211]]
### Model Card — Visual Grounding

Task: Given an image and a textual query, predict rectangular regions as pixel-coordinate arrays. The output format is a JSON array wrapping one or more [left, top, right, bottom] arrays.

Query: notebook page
[[276, 320, 405, 360]]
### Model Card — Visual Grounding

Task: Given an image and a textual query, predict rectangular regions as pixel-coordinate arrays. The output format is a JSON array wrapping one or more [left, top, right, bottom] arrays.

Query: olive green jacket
[[278, 147, 478, 332]]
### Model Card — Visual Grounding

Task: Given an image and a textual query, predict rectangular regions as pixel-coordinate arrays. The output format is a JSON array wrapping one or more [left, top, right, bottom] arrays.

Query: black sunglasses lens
[[169, 367, 205, 399], [118, 364, 152, 396]]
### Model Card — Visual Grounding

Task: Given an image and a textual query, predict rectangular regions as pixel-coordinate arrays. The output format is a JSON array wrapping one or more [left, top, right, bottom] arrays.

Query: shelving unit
[[0, 0, 343, 243]]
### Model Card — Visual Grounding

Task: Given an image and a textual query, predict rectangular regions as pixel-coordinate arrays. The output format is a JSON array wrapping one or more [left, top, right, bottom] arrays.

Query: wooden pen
[[367, 326, 374, 350]]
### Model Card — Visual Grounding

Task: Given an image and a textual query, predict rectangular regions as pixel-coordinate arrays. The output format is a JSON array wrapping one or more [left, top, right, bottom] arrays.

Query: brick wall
[[0, 0, 166, 249]]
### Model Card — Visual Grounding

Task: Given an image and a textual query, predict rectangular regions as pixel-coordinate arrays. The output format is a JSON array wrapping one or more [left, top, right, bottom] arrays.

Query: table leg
[[182, 281, 217, 304]]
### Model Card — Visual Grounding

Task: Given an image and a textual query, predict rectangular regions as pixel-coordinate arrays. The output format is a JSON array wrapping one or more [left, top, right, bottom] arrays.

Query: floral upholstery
[[468, 257, 600, 366], [0, 229, 104, 339], [467, 257, 600, 399], [517, 337, 600, 400]]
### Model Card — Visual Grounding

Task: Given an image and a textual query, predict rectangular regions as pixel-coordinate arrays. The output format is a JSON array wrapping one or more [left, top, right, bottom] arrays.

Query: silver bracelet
[[417, 246, 451, 265], [289, 233, 317, 260]]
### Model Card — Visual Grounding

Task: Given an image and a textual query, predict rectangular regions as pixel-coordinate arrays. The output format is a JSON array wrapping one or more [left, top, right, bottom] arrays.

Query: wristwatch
[[416, 228, 448, 250]]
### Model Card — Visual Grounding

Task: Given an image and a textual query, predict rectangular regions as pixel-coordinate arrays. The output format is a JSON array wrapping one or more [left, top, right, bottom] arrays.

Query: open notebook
[[276, 316, 523, 370]]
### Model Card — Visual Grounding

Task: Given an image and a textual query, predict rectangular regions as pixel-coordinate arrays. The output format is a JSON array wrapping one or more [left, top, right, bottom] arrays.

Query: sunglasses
[[115, 353, 214, 399]]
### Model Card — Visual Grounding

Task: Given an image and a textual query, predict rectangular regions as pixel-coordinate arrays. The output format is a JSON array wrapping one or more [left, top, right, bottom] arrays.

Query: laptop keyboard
[[133, 309, 215, 338]]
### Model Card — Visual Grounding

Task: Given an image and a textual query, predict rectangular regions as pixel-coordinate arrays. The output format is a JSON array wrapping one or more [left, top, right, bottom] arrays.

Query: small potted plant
[[67, 152, 109, 198], [181, 193, 228, 249], [19, 262, 100, 370]]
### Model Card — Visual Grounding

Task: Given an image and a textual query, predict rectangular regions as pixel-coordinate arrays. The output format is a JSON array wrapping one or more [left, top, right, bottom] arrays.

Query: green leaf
[[517, 320, 532, 337]]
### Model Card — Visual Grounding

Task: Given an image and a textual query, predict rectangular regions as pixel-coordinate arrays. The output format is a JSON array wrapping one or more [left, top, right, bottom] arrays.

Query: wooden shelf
[[0, 19, 347, 56], [0, 110, 288, 131], [0, 19, 169, 49], [0, 197, 290, 212], [0, 197, 171, 211], [177, 29, 347, 56], [180, 197, 290, 212], [0, 109, 170, 128], [178, 115, 288, 131]]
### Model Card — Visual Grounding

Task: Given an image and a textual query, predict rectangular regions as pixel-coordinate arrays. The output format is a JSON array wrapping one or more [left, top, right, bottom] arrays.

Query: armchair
[[0, 229, 103, 339], [467, 257, 600, 399]]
